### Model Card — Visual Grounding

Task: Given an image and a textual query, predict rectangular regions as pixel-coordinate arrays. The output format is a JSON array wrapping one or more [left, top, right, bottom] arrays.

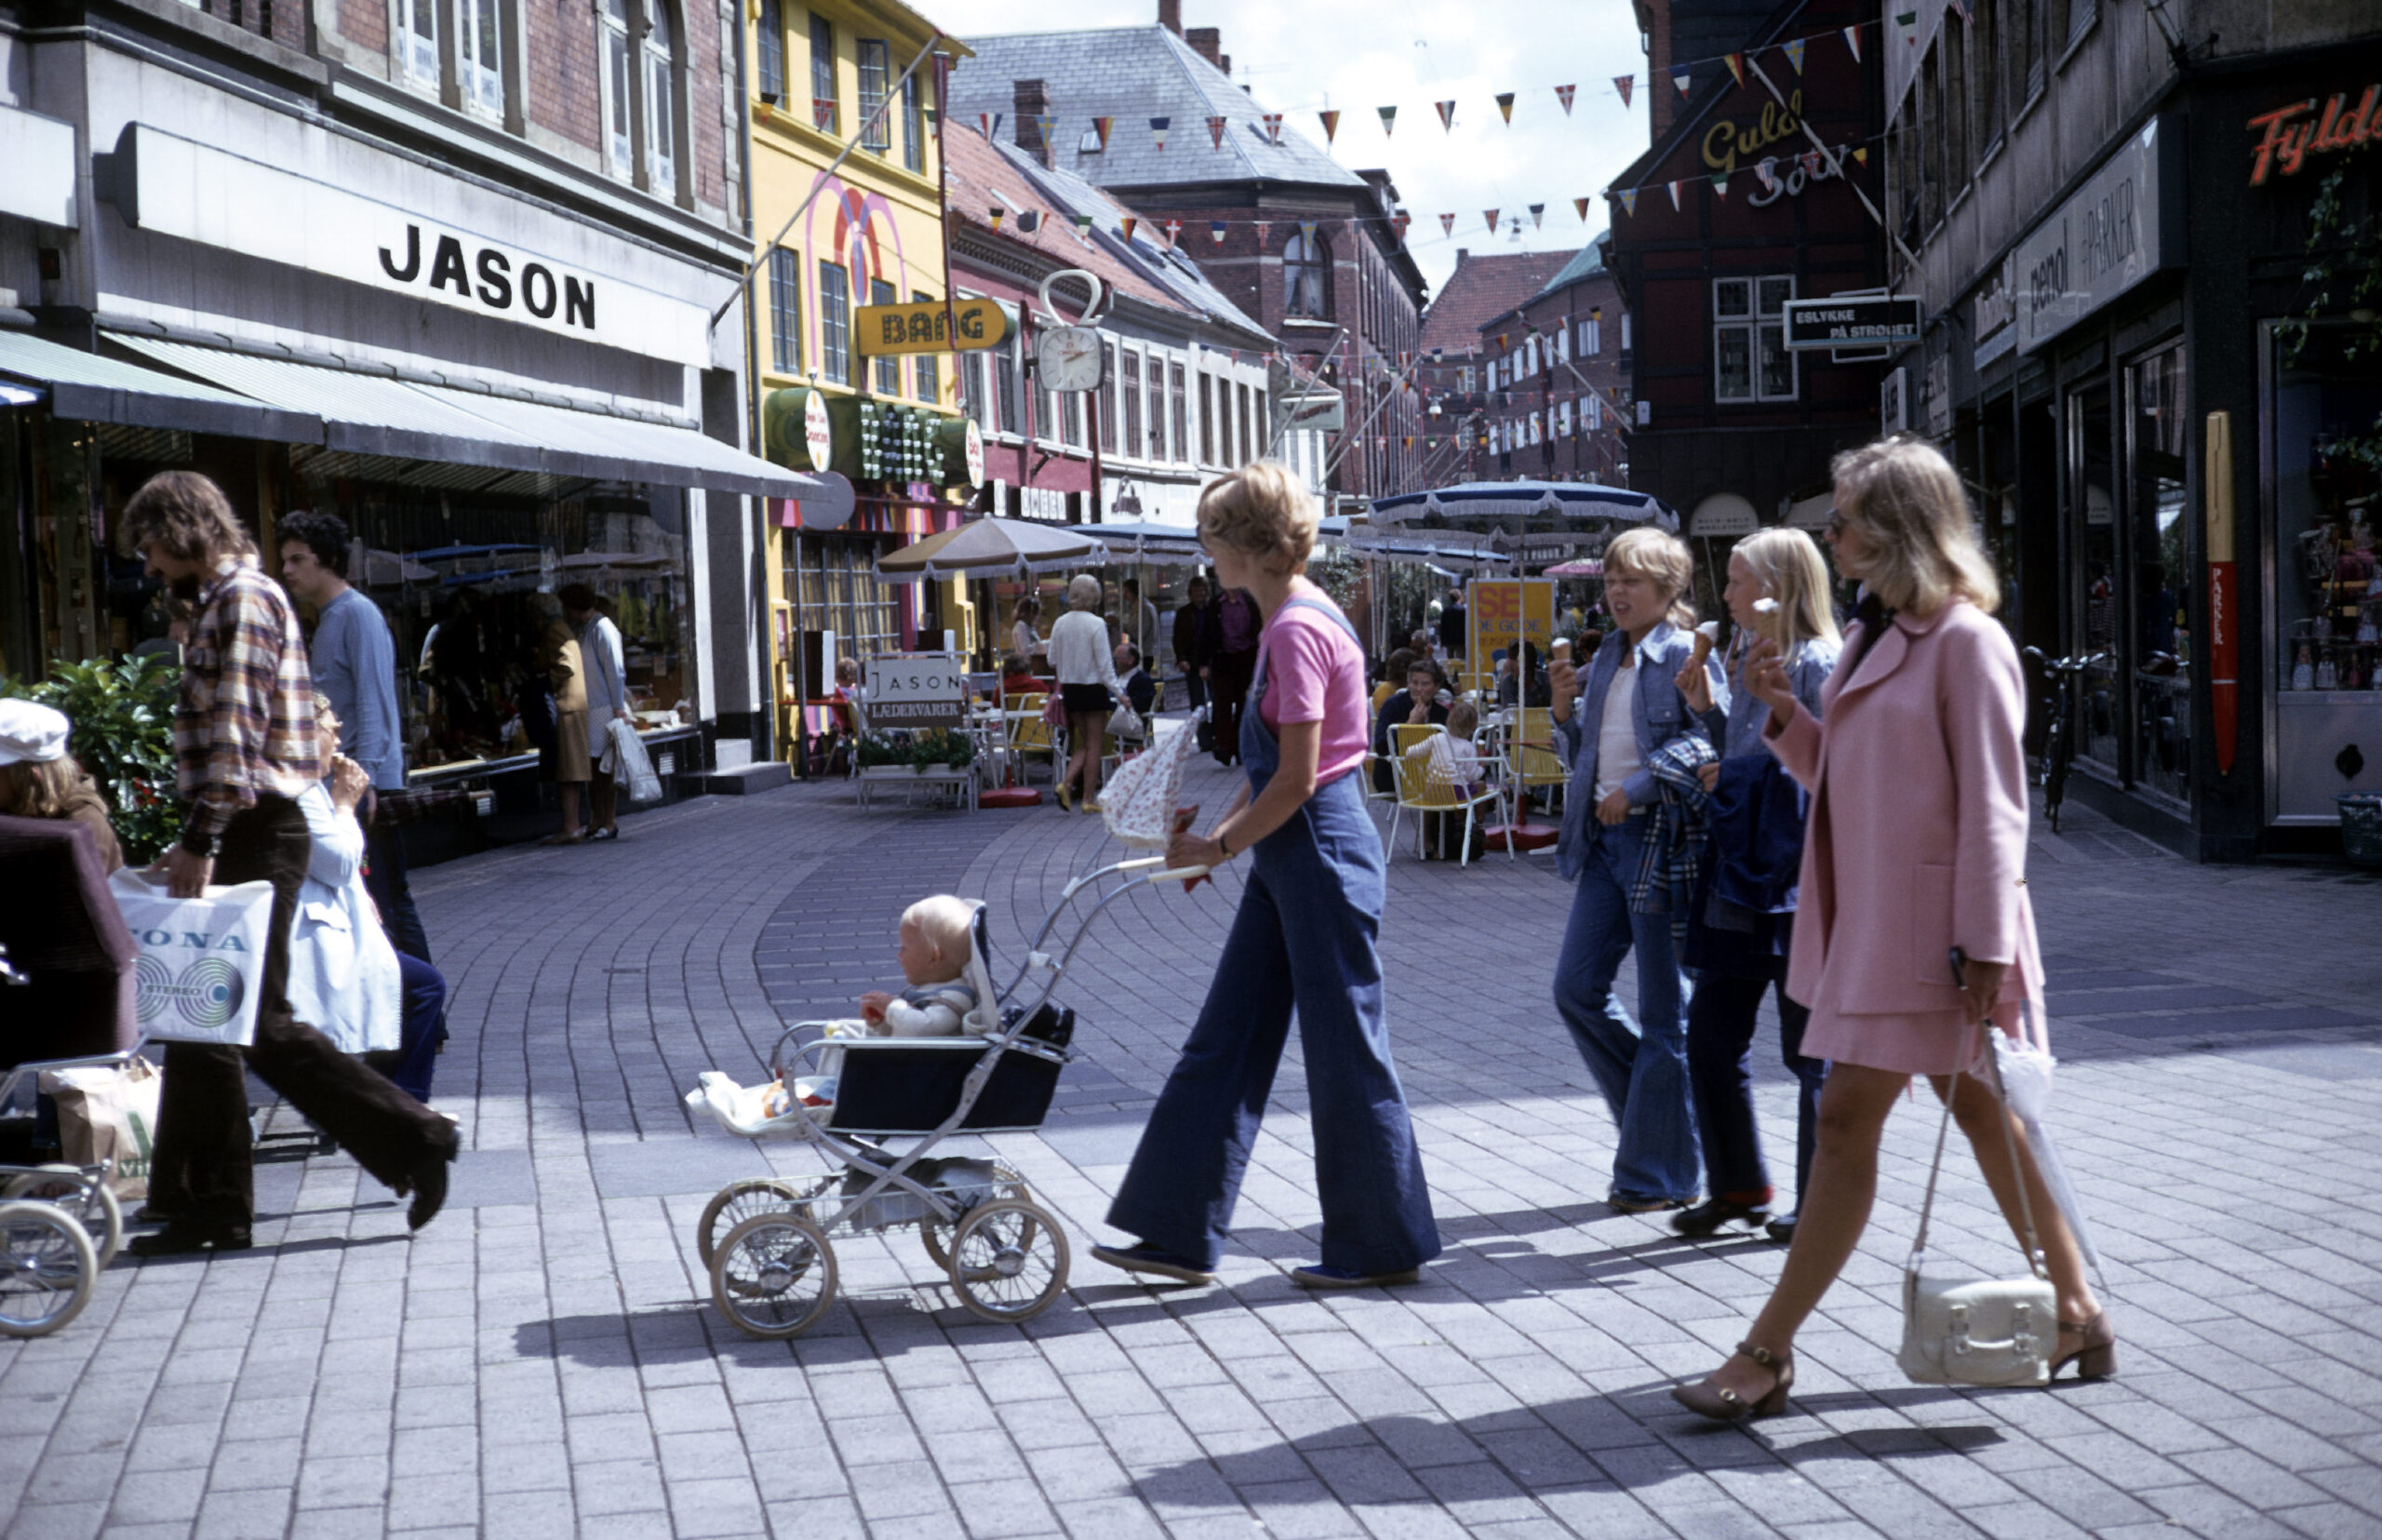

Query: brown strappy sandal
[[1672, 1341, 1795, 1422]]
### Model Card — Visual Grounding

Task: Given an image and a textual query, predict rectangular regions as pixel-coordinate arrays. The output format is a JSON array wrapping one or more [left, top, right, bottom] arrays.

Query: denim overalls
[[1106, 596, 1441, 1276]]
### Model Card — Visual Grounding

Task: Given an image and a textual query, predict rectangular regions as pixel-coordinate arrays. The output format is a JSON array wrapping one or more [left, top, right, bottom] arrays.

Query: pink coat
[[1766, 599, 2043, 1021]]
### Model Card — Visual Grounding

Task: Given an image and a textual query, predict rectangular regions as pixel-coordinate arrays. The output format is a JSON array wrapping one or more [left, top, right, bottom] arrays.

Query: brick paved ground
[[6, 758, 2382, 1540]]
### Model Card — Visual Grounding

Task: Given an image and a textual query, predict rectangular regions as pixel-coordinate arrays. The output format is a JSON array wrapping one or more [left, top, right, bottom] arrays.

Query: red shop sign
[[2245, 85, 2378, 185]]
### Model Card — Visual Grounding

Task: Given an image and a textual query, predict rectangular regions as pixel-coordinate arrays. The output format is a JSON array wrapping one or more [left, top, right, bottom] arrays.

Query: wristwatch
[[1215, 831, 1236, 861]]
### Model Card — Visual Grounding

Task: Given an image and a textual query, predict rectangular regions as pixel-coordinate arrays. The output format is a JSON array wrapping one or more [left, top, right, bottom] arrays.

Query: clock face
[[1037, 326, 1106, 393]]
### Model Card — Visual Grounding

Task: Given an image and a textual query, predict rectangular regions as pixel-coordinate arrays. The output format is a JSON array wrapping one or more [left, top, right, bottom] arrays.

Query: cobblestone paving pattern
[[5, 756, 2381, 1540]]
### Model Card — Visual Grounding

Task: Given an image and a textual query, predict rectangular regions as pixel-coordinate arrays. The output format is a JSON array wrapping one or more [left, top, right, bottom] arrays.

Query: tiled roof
[[1535, 235, 1610, 297], [943, 127, 1185, 316], [1416, 249, 1574, 355], [943, 26, 1368, 194]]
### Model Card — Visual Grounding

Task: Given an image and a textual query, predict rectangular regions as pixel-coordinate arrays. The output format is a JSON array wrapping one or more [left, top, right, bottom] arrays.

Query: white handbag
[[1898, 1007, 2058, 1388]]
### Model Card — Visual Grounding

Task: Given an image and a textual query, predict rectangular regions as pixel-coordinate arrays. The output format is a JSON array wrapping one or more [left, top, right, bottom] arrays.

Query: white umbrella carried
[[874, 516, 1106, 584]]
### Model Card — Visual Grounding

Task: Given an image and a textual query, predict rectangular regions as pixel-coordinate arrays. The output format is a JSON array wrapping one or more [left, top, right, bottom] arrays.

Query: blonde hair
[[1830, 435, 2001, 614], [0, 757, 92, 821], [1066, 573, 1103, 609], [902, 894, 976, 969], [1733, 528, 1840, 657], [1445, 699, 1479, 738], [1196, 461, 1318, 574], [1603, 527, 1696, 630]]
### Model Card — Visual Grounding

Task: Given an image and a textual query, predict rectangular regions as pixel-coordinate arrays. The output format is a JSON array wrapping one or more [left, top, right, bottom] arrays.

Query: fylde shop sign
[[2245, 85, 2378, 185]]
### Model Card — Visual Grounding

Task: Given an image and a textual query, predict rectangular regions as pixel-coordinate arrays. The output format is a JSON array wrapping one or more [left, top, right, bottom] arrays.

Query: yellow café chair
[[1006, 693, 1061, 785], [1388, 723, 1501, 867]]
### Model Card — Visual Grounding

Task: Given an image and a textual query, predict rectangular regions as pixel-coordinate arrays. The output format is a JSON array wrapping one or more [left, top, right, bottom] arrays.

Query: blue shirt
[[311, 587, 405, 791]]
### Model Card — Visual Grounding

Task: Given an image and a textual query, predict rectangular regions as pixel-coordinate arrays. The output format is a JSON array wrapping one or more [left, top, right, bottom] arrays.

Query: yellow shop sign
[[1702, 89, 1805, 174], [855, 298, 1016, 356]]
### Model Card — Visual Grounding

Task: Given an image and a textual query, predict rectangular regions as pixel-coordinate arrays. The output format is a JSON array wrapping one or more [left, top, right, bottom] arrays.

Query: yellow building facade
[[743, 0, 970, 765]]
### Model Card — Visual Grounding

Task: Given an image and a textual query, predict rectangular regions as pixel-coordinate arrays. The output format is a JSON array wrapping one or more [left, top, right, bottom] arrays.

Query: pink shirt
[[1256, 596, 1371, 785]]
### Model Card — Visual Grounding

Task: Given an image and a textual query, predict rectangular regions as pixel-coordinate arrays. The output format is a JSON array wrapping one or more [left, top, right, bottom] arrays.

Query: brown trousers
[[147, 796, 453, 1229]]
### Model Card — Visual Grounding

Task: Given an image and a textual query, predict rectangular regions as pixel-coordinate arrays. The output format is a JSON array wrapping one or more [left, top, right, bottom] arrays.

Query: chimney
[[1455, 248, 1468, 264], [1185, 25, 1222, 69], [1222, 54, 1232, 77], [1013, 79, 1052, 167], [1158, 0, 1181, 36]]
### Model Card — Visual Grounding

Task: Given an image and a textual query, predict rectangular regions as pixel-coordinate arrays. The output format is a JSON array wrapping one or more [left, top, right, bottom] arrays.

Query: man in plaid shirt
[[125, 472, 458, 1255]]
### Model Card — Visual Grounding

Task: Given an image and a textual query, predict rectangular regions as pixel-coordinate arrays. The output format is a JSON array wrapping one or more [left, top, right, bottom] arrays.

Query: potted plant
[[1, 654, 184, 863]]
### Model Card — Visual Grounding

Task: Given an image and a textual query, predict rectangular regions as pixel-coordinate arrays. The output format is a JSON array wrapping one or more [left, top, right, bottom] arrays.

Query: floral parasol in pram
[[1100, 708, 1208, 880]]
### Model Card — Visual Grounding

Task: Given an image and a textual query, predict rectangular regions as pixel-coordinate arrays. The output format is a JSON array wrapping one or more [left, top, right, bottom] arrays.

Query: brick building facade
[[1477, 239, 1631, 486], [1414, 249, 1571, 485]]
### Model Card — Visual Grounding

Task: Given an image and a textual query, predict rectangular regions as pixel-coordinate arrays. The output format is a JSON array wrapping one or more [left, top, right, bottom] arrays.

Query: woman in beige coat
[[1673, 436, 2110, 1422]]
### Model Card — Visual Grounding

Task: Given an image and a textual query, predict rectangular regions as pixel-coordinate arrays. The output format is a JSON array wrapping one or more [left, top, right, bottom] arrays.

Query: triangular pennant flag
[[1164, 219, 1182, 247], [1673, 72, 1691, 97], [1483, 208, 1499, 233], [1617, 189, 1638, 217], [1093, 115, 1115, 151], [1711, 171, 1729, 197], [1852, 146, 1869, 165], [1756, 161, 1777, 193], [1378, 105, 1397, 136], [1436, 100, 1456, 131], [1254, 219, 1271, 245], [1896, 10, 1919, 43], [978, 112, 993, 140], [1613, 74, 1634, 110], [1150, 116, 1171, 150], [1725, 53, 1746, 86], [1439, 212, 1455, 236], [1529, 203, 1545, 229], [1402, 435, 1413, 450], [1299, 220, 1318, 245], [1263, 113, 1283, 144], [1666, 180, 1682, 211], [1036, 114, 1056, 147], [1843, 24, 1863, 60], [987, 207, 1004, 231], [1210, 221, 1226, 244], [1392, 211, 1411, 240], [1074, 212, 1094, 233], [1556, 84, 1576, 114], [1120, 216, 1137, 242], [1495, 92, 1516, 124], [1017, 210, 1042, 233], [1208, 114, 1228, 149], [1318, 109, 1341, 145], [1576, 194, 1593, 221], [1785, 37, 1807, 74]]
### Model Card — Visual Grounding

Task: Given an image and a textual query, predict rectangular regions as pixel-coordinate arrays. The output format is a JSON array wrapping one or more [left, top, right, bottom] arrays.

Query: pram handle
[[1148, 865, 1211, 885]]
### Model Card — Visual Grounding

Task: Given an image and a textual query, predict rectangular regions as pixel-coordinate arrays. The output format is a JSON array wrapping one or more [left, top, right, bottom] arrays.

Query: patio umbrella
[[1542, 559, 1603, 578], [874, 516, 1107, 584], [1367, 480, 1679, 559], [355, 548, 436, 585], [1078, 520, 1208, 567]]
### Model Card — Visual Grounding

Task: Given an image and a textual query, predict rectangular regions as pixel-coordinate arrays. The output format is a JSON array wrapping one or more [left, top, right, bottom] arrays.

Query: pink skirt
[[1801, 998, 2029, 1078]]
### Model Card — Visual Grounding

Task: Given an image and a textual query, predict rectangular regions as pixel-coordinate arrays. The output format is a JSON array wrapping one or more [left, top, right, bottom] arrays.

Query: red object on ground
[[1485, 822, 1559, 852], [979, 786, 1043, 808]]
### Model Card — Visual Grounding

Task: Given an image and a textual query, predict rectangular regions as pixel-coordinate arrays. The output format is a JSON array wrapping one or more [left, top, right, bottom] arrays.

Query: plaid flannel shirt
[[1632, 735, 1717, 950], [176, 556, 323, 850]]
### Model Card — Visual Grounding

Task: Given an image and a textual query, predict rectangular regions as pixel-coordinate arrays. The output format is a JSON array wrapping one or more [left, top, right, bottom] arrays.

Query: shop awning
[[111, 335, 823, 500], [0, 329, 320, 442]]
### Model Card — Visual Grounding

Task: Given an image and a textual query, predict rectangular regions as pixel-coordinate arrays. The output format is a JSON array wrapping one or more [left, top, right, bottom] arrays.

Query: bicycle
[[2022, 648, 2108, 833]]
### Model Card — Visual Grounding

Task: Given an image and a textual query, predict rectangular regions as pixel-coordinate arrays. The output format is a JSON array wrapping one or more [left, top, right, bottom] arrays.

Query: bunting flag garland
[[1785, 37, 1807, 74], [1711, 171, 1729, 197], [1613, 74, 1634, 110], [1208, 114, 1228, 149], [1666, 180, 1682, 210], [1210, 221, 1226, 244], [1528, 203, 1545, 229], [1895, 10, 1919, 44], [1673, 72, 1692, 97], [1074, 213, 1094, 233], [1574, 195, 1592, 221], [1439, 212, 1455, 236], [987, 207, 1004, 231], [1482, 208, 1500, 233], [1725, 53, 1746, 86], [1495, 92, 1516, 124], [1318, 109, 1341, 145], [1120, 216, 1137, 243], [1378, 104, 1397, 136], [1843, 24, 1862, 60], [1391, 211, 1410, 239], [1263, 113, 1284, 143], [1254, 219, 1271, 245], [1164, 219, 1182, 247], [1616, 189, 1638, 217], [1756, 161, 1777, 193], [1092, 115, 1115, 151], [977, 112, 997, 140], [1436, 100, 1457, 131], [1150, 116, 1171, 150], [1556, 84, 1576, 114], [1852, 146, 1869, 164]]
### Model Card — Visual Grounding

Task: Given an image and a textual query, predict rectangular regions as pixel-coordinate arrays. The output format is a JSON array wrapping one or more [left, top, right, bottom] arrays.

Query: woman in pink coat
[[1673, 437, 2112, 1422]]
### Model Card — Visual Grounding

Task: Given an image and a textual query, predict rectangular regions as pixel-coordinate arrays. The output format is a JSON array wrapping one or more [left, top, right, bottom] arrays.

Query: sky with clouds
[[926, 0, 1656, 301]]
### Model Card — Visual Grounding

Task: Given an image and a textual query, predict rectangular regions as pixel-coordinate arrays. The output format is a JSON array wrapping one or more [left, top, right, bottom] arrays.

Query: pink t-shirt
[[1256, 596, 1371, 785]]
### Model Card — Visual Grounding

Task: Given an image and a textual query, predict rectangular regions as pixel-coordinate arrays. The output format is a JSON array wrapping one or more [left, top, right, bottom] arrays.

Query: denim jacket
[[1551, 620, 1726, 881]]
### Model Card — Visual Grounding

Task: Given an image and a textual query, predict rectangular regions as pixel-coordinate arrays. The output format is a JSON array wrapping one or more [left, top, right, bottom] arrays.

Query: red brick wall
[[526, 0, 601, 154], [684, 0, 724, 209], [339, 0, 384, 60]]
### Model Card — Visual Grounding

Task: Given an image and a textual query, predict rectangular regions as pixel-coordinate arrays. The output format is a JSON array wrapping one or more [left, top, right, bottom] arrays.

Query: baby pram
[[684, 713, 1211, 1338], [0, 1041, 137, 1338]]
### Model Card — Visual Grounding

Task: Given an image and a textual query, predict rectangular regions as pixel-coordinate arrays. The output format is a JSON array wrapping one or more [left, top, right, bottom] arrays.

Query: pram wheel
[[5, 1167, 123, 1270], [709, 1211, 838, 1339], [919, 1163, 1032, 1271], [696, 1178, 822, 1271], [946, 1199, 1069, 1324], [0, 1200, 99, 1338]]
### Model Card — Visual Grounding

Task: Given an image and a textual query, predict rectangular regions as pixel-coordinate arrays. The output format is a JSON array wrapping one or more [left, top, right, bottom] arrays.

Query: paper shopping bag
[[108, 869, 275, 1047], [40, 1056, 163, 1199]]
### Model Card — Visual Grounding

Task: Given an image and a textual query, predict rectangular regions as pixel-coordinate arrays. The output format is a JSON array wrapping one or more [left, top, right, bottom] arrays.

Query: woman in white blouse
[[1048, 573, 1128, 811], [1010, 594, 1047, 672]]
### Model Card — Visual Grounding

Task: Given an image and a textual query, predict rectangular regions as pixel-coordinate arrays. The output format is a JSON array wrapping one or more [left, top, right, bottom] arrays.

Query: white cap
[[0, 700, 72, 767]]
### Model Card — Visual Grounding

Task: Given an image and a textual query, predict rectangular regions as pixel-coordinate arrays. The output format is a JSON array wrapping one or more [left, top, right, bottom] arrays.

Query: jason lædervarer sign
[[98, 124, 711, 368]]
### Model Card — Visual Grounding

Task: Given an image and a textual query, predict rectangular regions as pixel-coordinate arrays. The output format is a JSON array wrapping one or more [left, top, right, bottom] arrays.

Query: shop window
[[600, 0, 634, 177], [810, 13, 837, 136], [1284, 230, 1331, 319], [819, 261, 851, 383], [2067, 381, 2121, 775], [857, 39, 891, 152], [395, 0, 439, 88], [902, 69, 925, 174], [755, 0, 785, 103], [2128, 345, 2190, 807], [910, 291, 939, 405], [644, 0, 679, 194], [768, 248, 802, 374], [1713, 276, 1796, 403], [1171, 362, 1188, 463], [1145, 355, 1168, 461], [869, 278, 900, 395], [458, 0, 503, 114]]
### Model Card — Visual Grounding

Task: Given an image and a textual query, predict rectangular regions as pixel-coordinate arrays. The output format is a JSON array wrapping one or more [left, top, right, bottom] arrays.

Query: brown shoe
[[1672, 1341, 1794, 1422]]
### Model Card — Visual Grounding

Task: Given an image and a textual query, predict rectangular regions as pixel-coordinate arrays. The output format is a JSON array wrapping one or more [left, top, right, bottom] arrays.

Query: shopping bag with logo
[[40, 1055, 163, 1199], [107, 869, 275, 1048], [604, 716, 665, 803]]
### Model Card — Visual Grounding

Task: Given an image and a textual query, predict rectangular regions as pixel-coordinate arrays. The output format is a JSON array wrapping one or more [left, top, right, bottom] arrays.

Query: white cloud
[[925, 0, 1652, 299]]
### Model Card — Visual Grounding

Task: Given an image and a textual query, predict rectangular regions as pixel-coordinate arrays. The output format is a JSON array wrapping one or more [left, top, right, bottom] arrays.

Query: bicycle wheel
[[946, 1199, 1069, 1324], [709, 1212, 837, 1339], [5, 1168, 122, 1270], [2044, 729, 2069, 833], [0, 1200, 98, 1338]]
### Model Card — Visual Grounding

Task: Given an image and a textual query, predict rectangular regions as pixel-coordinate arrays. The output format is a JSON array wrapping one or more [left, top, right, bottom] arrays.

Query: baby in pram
[[764, 894, 978, 1117]]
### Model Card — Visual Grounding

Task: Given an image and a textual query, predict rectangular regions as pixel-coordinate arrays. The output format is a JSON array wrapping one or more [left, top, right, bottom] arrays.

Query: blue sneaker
[[1290, 1264, 1422, 1289], [1091, 1242, 1215, 1285]]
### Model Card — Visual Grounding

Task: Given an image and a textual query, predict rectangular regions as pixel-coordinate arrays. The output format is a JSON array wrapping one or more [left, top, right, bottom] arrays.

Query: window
[[958, 351, 986, 428], [1284, 230, 1331, 319], [1170, 362, 1188, 463], [1062, 388, 1083, 449], [459, 0, 502, 114], [910, 291, 939, 406], [1945, 23, 1970, 184], [1974, 0, 2001, 150], [1099, 342, 1118, 452], [993, 338, 1019, 435], [1919, 41, 1943, 230], [600, 0, 634, 175], [857, 39, 891, 153], [1122, 353, 1144, 459], [756, 0, 785, 103], [1236, 383, 1251, 465], [1588, 394, 1603, 431], [2013, 0, 2042, 110], [1198, 375, 1214, 462], [1145, 355, 1168, 460], [1619, 313, 1633, 363], [1713, 276, 1797, 403], [902, 69, 925, 173], [865, 278, 899, 395], [819, 261, 851, 384], [810, 13, 838, 135], [1582, 313, 1601, 355], [768, 249, 802, 374], [395, 0, 439, 87], [1559, 399, 1572, 437], [645, 2, 678, 193], [1252, 390, 1265, 453]]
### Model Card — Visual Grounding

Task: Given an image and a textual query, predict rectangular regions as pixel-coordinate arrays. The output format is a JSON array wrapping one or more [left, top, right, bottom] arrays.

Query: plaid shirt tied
[[1632, 735, 1717, 951]]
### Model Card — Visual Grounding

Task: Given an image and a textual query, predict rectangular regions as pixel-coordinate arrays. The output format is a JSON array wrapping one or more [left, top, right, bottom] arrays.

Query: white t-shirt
[[1592, 659, 1641, 803]]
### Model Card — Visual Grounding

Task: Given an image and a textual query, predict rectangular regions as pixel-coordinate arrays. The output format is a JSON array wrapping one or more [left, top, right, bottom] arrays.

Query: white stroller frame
[[688, 853, 1204, 1337], [0, 1045, 140, 1338]]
